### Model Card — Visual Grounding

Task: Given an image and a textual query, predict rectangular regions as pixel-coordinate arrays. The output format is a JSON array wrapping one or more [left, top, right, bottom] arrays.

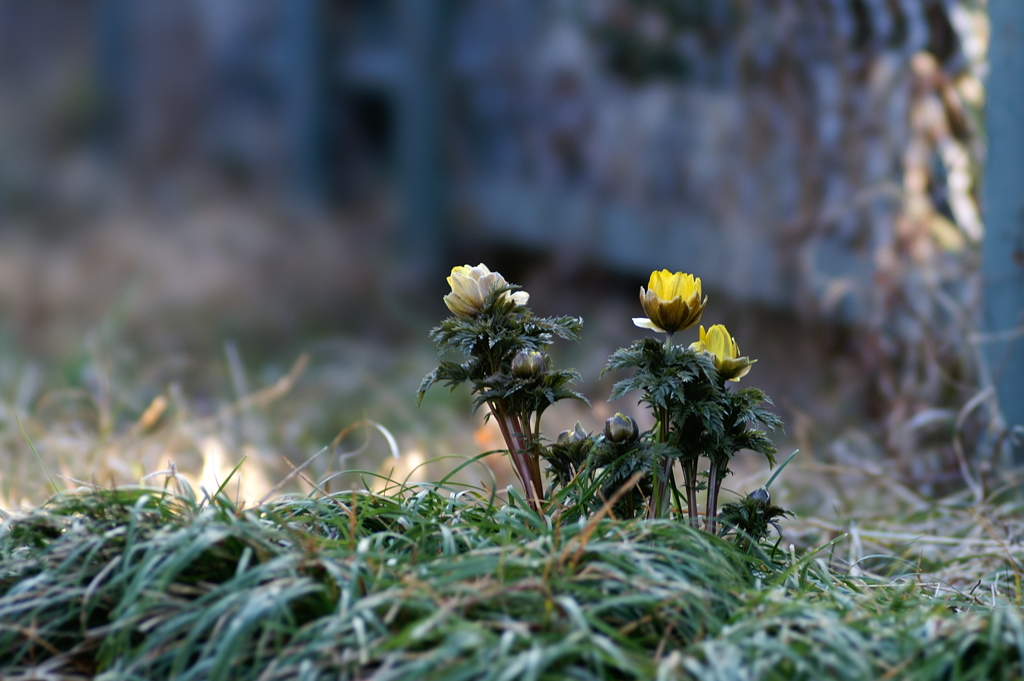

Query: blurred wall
[[447, 1, 983, 319], [0, 1, 983, 318]]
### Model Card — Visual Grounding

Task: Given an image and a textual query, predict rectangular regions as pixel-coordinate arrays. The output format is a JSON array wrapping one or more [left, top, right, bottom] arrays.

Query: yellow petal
[[444, 291, 478, 317], [702, 324, 732, 358], [647, 270, 700, 301], [653, 270, 676, 299], [662, 272, 684, 299], [647, 270, 667, 297], [449, 271, 483, 302]]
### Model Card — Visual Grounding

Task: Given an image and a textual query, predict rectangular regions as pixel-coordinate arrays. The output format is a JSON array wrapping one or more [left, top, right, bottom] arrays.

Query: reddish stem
[[509, 411, 545, 508], [488, 401, 541, 512]]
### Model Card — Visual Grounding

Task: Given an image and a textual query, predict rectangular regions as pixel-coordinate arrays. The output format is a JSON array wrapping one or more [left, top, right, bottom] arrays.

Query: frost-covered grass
[[2, 476, 1024, 681]]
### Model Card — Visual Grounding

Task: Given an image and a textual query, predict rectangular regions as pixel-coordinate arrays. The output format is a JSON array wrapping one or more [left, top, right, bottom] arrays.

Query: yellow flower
[[444, 263, 529, 317], [633, 270, 706, 335], [689, 324, 754, 381]]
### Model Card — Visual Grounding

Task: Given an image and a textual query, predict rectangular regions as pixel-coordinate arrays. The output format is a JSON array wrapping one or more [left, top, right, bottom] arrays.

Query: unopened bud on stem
[[511, 350, 547, 378], [604, 412, 639, 443], [748, 488, 770, 505], [557, 422, 589, 445]]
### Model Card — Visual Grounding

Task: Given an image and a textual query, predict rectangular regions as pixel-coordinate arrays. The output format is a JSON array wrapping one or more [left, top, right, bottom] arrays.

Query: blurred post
[[95, 0, 130, 151], [281, 0, 324, 204], [397, 0, 448, 279], [982, 0, 1024, 458]]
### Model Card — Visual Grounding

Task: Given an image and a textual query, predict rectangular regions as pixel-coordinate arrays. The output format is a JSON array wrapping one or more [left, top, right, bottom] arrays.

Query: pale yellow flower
[[689, 324, 754, 381], [633, 270, 706, 335], [444, 263, 529, 317]]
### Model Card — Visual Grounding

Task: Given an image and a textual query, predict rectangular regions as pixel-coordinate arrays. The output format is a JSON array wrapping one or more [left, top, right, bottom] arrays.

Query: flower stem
[[654, 454, 674, 518], [681, 457, 700, 527], [511, 411, 544, 509], [705, 457, 727, 535], [649, 402, 673, 519], [488, 401, 540, 512], [705, 460, 719, 534]]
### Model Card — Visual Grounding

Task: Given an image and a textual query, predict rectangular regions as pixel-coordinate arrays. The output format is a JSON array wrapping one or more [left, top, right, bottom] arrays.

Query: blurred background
[[0, 0, 1012, 519]]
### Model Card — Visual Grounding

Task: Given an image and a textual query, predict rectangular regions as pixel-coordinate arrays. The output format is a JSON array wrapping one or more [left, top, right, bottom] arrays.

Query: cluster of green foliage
[[1, 483, 1021, 680], [418, 284, 584, 413], [602, 337, 781, 529], [420, 268, 783, 538], [419, 283, 587, 510]]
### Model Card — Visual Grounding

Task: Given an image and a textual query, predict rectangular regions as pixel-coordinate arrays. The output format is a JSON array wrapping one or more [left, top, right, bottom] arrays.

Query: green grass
[[2, 478, 1023, 680]]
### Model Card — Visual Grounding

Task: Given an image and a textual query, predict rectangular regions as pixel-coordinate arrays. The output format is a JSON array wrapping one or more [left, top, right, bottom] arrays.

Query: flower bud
[[571, 422, 588, 442], [604, 412, 639, 443], [557, 423, 589, 445], [511, 350, 547, 378], [747, 488, 770, 505]]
